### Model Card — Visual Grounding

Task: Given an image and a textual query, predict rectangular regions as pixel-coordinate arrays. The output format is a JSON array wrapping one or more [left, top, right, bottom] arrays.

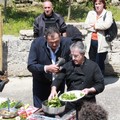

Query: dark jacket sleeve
[[55, 13, 67, 33], [84, 59, 105, 95], [51, 71, 66, 89], [33, 14, 45, 38], [92, 64, 105, 94], [27, 38, 45, 74], [33, 17, 39, 38], [51, 63, 68, 89]]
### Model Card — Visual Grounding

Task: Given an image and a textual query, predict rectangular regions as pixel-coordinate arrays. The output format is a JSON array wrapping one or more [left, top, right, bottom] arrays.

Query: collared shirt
[[44, 44, 60, 81]]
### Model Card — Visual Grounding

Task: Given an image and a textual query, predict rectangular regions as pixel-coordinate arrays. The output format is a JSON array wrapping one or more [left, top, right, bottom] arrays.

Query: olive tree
[[4, 0, 7, 22]]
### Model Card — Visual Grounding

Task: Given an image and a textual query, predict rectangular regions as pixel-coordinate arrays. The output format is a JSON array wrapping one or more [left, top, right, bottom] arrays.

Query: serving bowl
[[0, 108, 18, 118], [42, 100, 65, 115]]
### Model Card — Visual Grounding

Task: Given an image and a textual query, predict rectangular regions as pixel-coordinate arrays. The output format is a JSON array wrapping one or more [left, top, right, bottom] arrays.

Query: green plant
[[53, 0, 68, 17], [1, 2, 120, 36], [1, 5, 42, 36]]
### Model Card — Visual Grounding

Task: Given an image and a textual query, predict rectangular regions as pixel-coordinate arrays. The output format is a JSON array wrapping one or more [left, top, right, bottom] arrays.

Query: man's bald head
[[43, 0, 53, 16]]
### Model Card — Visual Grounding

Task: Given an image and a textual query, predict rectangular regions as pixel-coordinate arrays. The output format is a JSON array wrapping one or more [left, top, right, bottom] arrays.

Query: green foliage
[[85, 0, 93, 7], [66, 3, 91, 22], [0, 100, 23, 109], [106, 0, 112, 4], [1, 5, 42, 36], [107, 6, 120, 21], [53, 0, 68, 16], [0, 2, 120, 36]]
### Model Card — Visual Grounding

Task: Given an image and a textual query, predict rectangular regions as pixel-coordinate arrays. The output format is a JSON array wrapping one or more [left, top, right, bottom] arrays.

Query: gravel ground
[[96, 76, 120, 120], [0, 76, 120, 120], [0, 77, 33, 105]]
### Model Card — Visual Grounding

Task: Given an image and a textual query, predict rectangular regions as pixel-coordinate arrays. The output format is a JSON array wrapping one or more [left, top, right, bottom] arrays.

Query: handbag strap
[[103, 12, 107, 21], [103, 12, 114, 23]]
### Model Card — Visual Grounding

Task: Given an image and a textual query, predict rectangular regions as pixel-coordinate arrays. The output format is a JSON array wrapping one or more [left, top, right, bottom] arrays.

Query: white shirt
[[44, 44, 60, 81]]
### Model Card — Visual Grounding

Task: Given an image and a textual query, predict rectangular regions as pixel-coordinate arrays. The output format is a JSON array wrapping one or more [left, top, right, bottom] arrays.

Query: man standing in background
[[33, 0, 67, 38]]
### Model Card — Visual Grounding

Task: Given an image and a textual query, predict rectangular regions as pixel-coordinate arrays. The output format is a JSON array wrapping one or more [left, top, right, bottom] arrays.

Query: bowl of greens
[[0, 107, 18, 119], [42, 97, 65, 115], [0, 99, 23, 118]]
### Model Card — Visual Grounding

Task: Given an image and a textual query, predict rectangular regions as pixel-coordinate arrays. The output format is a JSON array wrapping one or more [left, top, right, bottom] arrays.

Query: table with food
[[0, 90, 85, 120]]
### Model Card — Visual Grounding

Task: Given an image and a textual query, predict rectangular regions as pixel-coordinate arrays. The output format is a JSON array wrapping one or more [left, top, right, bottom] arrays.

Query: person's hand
[[82, 87, 96, 95], [82, 88, 90, 95], [46, 64, 60, 73], [48, 86, 57, 100]]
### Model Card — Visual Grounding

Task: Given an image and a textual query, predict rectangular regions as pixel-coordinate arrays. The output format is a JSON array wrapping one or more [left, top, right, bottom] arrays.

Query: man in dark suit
[[49, 41, 104, 112], [27, 27, 72, 108]]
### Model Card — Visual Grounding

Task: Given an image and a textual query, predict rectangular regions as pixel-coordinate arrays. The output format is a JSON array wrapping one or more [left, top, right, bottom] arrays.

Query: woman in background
[[84, 0, 113, 75]]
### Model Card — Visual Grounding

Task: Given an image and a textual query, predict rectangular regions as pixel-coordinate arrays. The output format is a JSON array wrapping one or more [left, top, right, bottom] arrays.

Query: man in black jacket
[[49, 41, 104, 112], [28, 27, 72, 108], [33, 0, 67, 38]]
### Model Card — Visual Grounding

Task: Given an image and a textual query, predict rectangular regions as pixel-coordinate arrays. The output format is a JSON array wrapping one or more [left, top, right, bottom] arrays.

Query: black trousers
[[89, 40, 108, 75]]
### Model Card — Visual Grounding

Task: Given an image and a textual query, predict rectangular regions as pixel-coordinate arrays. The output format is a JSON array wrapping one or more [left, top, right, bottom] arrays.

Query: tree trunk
[[4, 0, 7, 22], [67, 0, 72, 21], [0, 10, 3, 71]]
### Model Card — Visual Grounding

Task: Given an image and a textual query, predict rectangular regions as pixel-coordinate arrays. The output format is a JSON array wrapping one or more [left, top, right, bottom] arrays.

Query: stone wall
[[2, 22, 120, 76]]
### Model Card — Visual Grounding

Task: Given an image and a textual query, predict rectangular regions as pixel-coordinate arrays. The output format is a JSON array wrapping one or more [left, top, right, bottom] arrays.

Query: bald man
[[33, 0, 67, 37]]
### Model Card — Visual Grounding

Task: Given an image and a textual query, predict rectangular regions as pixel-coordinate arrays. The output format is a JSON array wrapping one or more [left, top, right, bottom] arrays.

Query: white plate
[[59, 90, 85, 102]]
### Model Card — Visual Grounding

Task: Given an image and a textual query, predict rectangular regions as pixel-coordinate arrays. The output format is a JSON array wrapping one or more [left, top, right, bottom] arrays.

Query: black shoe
[[0, 79, 9, 92]]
